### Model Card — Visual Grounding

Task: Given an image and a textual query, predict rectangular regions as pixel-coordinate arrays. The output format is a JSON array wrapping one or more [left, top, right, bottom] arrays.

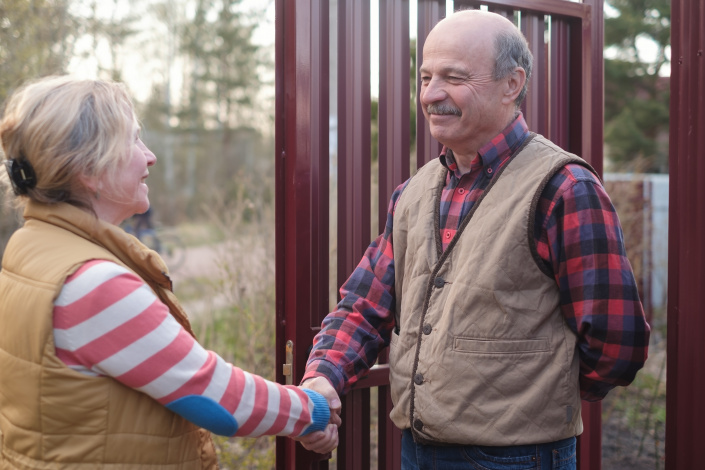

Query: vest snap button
[[422, 324, 432, 335], [414, 373, 424, 385], [433, 277, 444, 288], [414, 419, 424, 431]]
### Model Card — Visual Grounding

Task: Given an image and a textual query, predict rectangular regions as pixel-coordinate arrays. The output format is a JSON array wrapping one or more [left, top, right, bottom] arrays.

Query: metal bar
[[576, 2, 601, 469], [415, 0, 445, 168], [375, 7, 404, 446], [586, 0, 603, 177], [336, 1, 373, 467], [455, 0, 588, 20], [549, 16, 570, 147], [275, 0, 331, 468], [338, 388, 372, 469], [354, 364, 391, 388], [476, 1, 516, 18], [378, 0, 411, 233], [566, 6, 589, 161], [485, 3, 514, 18], [521, 12, 548, 135], [338, 0, 372, 284], [577, 402, 601, 470], [666, 0, 705, 468], [642, 180, 654, 325], [378, 385, 402, 470]]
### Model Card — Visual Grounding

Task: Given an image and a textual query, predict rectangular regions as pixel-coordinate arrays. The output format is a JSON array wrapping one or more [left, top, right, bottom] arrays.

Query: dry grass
[[180, 177, 278, 469]]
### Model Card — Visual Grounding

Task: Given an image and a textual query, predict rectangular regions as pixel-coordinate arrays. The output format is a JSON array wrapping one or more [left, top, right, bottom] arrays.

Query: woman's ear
[[77, 171, 100, 196]]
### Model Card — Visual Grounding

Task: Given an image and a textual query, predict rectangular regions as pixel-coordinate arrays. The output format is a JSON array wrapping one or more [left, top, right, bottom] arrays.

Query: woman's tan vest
[[0, 202, 217, 469], [389, 134, 594, 446]]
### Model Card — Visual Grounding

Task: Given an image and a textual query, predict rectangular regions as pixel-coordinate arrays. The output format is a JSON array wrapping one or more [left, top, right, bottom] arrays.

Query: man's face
[[419, 24, 510, 157]]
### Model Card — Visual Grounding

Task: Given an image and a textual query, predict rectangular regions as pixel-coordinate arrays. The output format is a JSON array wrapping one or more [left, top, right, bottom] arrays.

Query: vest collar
[[23, 200, 173, 291]]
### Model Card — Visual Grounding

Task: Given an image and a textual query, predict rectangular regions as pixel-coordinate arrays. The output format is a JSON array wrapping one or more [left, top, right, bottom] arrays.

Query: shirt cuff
[[300, 389, 330, 435], [302, 358, 346, 394]]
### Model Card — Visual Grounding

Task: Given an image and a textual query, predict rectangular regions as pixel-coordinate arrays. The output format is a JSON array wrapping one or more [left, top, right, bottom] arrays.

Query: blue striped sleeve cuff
[[300, 389, 330, 435]]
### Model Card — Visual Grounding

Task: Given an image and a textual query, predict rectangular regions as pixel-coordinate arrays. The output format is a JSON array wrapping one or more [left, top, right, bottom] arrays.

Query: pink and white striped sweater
[[53, 259, 328, 437]]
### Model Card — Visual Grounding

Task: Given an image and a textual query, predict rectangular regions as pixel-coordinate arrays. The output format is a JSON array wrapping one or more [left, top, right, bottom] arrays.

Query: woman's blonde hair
[[0, 75, 137, 209]]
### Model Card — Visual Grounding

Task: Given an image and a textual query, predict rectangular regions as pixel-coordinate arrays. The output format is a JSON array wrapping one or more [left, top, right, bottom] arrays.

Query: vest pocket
[[453, 337, 550, 354]]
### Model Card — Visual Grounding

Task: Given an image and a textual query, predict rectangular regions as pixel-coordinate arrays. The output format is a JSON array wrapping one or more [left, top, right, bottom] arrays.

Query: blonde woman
[[0, 76, 338, 469]]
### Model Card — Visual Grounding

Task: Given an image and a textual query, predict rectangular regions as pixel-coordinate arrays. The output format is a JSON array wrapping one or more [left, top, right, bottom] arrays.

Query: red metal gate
[[275, 1, 604, 468], [666, 1, 705, 469]]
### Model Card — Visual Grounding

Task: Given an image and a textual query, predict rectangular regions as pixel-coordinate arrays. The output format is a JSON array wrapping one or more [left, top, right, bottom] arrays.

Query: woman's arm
[[53, 259, 329, 437]]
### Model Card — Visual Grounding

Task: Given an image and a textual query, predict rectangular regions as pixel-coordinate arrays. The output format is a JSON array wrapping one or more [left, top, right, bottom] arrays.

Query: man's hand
[[295, 377, 342, 454]]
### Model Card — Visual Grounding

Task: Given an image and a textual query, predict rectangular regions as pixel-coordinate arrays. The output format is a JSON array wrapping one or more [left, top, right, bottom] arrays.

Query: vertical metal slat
[[337, 0, 372, 284], [337, 1, 373, 467], [416, 0, 445, 168], [666, 0, 705, 468], [275, 0, 330, 468], [521, 12, 548, 135], [549, 17, 570, 147], [379, 0, 411, 232]]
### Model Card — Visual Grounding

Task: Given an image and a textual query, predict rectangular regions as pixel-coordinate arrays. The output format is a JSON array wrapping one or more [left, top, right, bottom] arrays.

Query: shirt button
[[458, 188, 465, 194], [414, 373, 424, 385], [487, 167, 493, 174], [422, 324, 432, 335], [445, 232, 451, 239], [414, 419, 424, 431], [434, 277, 445, 288]]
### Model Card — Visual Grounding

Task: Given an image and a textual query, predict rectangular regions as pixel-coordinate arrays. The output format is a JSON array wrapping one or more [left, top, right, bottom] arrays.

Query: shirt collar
[[439, 112, 530, 177]]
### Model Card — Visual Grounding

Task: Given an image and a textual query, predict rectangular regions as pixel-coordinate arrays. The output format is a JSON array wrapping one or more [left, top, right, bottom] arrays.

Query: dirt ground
[[601, 338, 667, 470], [602, 406, 666, 469]]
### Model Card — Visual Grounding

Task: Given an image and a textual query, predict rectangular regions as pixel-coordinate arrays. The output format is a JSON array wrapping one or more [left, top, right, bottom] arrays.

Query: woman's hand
[[295, 377, 342, 454]]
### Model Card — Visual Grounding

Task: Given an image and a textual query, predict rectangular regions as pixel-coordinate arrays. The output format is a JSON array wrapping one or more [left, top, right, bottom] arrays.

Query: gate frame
[[275, 1, 604, 468]]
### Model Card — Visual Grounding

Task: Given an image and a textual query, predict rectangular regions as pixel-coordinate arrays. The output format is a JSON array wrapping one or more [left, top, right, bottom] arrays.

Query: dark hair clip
[[4, 156, 37, 195]]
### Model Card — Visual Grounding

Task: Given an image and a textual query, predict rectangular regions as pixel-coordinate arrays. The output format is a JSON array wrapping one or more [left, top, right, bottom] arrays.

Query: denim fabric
[[401, 430, 576, 470]]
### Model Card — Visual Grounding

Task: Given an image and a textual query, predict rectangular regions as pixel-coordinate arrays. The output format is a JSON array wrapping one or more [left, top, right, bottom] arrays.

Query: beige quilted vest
[[389, 134, 592, 446]]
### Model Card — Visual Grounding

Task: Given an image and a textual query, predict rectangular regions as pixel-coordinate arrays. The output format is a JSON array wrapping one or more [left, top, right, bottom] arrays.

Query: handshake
[[293, 377, 342, 454]]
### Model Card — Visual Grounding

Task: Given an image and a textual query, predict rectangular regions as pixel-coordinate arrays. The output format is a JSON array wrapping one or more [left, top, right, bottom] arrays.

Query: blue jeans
[[401, 430, 576, 470]]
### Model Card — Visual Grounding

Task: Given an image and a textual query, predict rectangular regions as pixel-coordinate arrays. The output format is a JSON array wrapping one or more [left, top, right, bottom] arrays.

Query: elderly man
[[296, 9, 650, 470]]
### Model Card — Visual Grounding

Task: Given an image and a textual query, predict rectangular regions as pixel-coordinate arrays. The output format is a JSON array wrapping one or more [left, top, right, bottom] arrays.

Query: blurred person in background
[[0, 75, 337, 469]]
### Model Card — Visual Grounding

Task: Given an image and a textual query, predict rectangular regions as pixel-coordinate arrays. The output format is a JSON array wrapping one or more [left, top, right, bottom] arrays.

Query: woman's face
[[91, 122, 157, 225]]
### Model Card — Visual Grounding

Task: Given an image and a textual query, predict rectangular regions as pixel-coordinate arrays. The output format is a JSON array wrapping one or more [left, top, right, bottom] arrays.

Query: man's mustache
[[426, 103, 462, 116]]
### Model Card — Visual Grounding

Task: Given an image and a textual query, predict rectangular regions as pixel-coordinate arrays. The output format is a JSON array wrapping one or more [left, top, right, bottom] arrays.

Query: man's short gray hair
[[493, 29, 533, 108]]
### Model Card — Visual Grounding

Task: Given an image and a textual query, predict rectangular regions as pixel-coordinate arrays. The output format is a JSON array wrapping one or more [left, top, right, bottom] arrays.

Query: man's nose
[[420, 78, 446, 104]]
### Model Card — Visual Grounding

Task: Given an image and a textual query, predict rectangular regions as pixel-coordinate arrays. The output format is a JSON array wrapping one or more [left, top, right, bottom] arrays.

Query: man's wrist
[[301, 360, 344, 393]]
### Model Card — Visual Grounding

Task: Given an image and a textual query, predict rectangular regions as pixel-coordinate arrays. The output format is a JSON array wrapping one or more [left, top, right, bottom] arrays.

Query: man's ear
[[502, 67, 526, 105]]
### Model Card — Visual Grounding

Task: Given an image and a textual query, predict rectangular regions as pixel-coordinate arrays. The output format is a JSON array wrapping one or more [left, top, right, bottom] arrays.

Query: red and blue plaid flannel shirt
[[303, 114, 650, 402]]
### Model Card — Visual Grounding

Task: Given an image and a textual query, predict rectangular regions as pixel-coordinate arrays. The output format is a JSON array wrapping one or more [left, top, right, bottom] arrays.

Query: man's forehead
[[424, 23, 494, 56], [420, 37, 493, 74]]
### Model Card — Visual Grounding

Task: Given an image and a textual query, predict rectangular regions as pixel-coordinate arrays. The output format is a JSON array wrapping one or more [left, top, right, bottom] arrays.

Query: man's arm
[[294, 181, 407, 453], [302, 181, 408, 395], [536, 163, 651, 401]]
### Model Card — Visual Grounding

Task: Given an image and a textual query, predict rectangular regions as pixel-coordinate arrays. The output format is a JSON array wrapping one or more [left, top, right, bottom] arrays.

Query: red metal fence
[[275, 1, 604, 468], [666, 1, 705, 469]]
